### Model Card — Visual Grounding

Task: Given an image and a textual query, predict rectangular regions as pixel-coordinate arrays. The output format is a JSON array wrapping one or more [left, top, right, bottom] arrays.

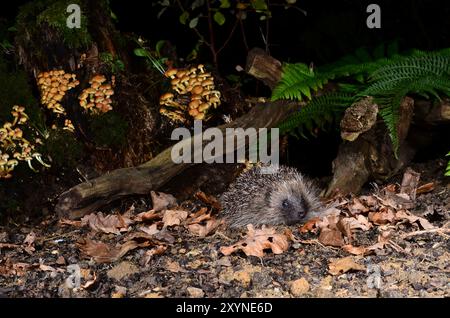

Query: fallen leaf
[[328, 257, 365, 275], [299, 217, 320, 233], [368, 207, 395, 225], [166, 260, 186, 273], [59, 219, 82, 227], [348, 198, 369, 214], [395, 210, 434, 230], [319, 228, 345, 247], [39, 264, 56, 272], [135, 210, 161, 223], [416, 182, 435, 195], [400, 168, 420, 201], [143, 245, 167, 266], [219, 225, 290, 257], [188, 218, 221, 237], [140, 224, 160, 236], [151, 191, 177, 212], [81, 212, 133, 235], [195, 191, 221, 210], [77, 239, 138, 263], [359, 195, 378, 208], [162, 210, 188, 227], [23, 232, 36, 254]]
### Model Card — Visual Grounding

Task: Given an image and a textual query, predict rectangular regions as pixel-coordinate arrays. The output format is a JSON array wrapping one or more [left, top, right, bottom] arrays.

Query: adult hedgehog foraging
[[219, 165, 321, 228]]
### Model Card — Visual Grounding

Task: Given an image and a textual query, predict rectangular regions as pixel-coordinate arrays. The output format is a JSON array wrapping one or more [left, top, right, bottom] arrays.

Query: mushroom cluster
[[37, 70, 80, 115], [159, 64, 221, 122], [78, 74, 114, 114], [0, 106, 49, 179]]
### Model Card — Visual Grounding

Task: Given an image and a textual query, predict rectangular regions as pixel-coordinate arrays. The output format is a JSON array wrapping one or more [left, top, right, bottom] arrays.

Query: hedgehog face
[[270, 180, 311, 225]]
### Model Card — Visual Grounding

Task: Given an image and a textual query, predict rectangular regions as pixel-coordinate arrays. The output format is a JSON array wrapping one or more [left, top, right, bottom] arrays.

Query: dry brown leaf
[[23, 232, 36, 254], [359, 195, 378, 208], [59, 219, 82, 227], [299, 217, 320, 233], [140, 224, 160, 236], [143, 245, 167, 266], [328, 257, 365, 275], [219, 225, 290, 257], [166, 260, 186, 273], [162, 210, 188, 227], [77, 239, 138, 263], [187, 207, 211, 224], [318, 228, 345, 247], [39, 264, 56, 272], [416, 182, 435, 195], [348, 198, 369, 214], [81, 212, 133, 235], [195, 191, 222, 210], [151, 191, 177, 212], [400, 168, 420, 201], [368, 207, 396, 225], [188, 218, 221, 237], [395, 210, 434, 230], [135, 210, 161, 223], [342, 231, 391, 255]]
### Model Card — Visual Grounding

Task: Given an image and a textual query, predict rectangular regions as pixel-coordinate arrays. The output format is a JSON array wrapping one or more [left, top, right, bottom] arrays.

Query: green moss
[[0, 56, 46, 132], [44, 130, 83, 168], [89, 112, 128, 148], [17, 0, 91, 49]]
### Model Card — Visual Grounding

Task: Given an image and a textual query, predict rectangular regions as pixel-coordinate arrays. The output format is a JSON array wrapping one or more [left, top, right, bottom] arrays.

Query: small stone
[[187, 287, 204, 298], [290, 277, 310, 296]]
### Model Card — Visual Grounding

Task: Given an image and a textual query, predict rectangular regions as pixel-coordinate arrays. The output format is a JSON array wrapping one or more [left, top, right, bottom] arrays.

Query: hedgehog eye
[[282, 200, 290, 208]]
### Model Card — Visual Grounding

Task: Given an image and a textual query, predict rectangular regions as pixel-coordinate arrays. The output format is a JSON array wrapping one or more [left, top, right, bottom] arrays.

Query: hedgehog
[[219, 165, 321, 228]]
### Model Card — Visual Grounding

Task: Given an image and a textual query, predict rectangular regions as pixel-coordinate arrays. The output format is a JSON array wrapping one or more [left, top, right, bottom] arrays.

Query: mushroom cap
[[194, 113, 205, 120], [165, 69, 178, 78], [91, 75, 106, 83], [105, 89, 114, 96], [209, 96, 220, 104], [191, 94, 202, 101], [176, 70, 187, 79], [198, 103, 211, 112], [160, 92, 174, 100], [171, 78, 180, 86], [191, 85, 203, 95], [201, 79, 214, 87], [189, 100, 200, 109], [189, 108, 199, 116]]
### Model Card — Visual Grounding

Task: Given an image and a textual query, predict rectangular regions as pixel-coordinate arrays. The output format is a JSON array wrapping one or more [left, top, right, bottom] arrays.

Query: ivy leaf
[[155, 40, 166, 56], [179, 11, 189, 25], [220, 0, 231, 8], [214, 11, 226, 26], [189, 17, 199, 28]]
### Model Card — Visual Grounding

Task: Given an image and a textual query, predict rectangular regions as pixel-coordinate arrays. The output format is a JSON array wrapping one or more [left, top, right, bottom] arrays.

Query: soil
[[0, 159, 448, 298]]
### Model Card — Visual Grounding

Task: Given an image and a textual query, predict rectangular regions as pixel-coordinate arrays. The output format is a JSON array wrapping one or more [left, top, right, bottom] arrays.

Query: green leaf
[[191, 0, 205, 10], [220, 0, 231, 8], [179, 11, 189, 25], [251, 0, 268, 11], [189, 17, 199, 28], [214, 11, 226, 25], [155, 40, 166, 56], [134, 48, 149, 57]]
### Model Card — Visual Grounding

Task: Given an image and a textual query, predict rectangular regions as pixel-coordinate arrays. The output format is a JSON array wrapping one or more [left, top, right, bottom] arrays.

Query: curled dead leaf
[[328, 257, 365, 275], [220, 225, 291, 258], [151, 191, 177, 212], [77, 239, 138, 263], [162, 210, 188, 227]]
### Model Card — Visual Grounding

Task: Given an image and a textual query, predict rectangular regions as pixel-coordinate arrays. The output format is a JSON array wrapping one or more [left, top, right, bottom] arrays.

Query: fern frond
[[272, 63, 327, 101], [278, 93, 355, 136], [446, 151, 450, 176]]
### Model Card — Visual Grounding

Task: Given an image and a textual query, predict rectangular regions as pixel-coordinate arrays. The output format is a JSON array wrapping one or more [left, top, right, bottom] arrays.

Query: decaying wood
[[246, 48, 282, 89], [326, 97, 416, 196]]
